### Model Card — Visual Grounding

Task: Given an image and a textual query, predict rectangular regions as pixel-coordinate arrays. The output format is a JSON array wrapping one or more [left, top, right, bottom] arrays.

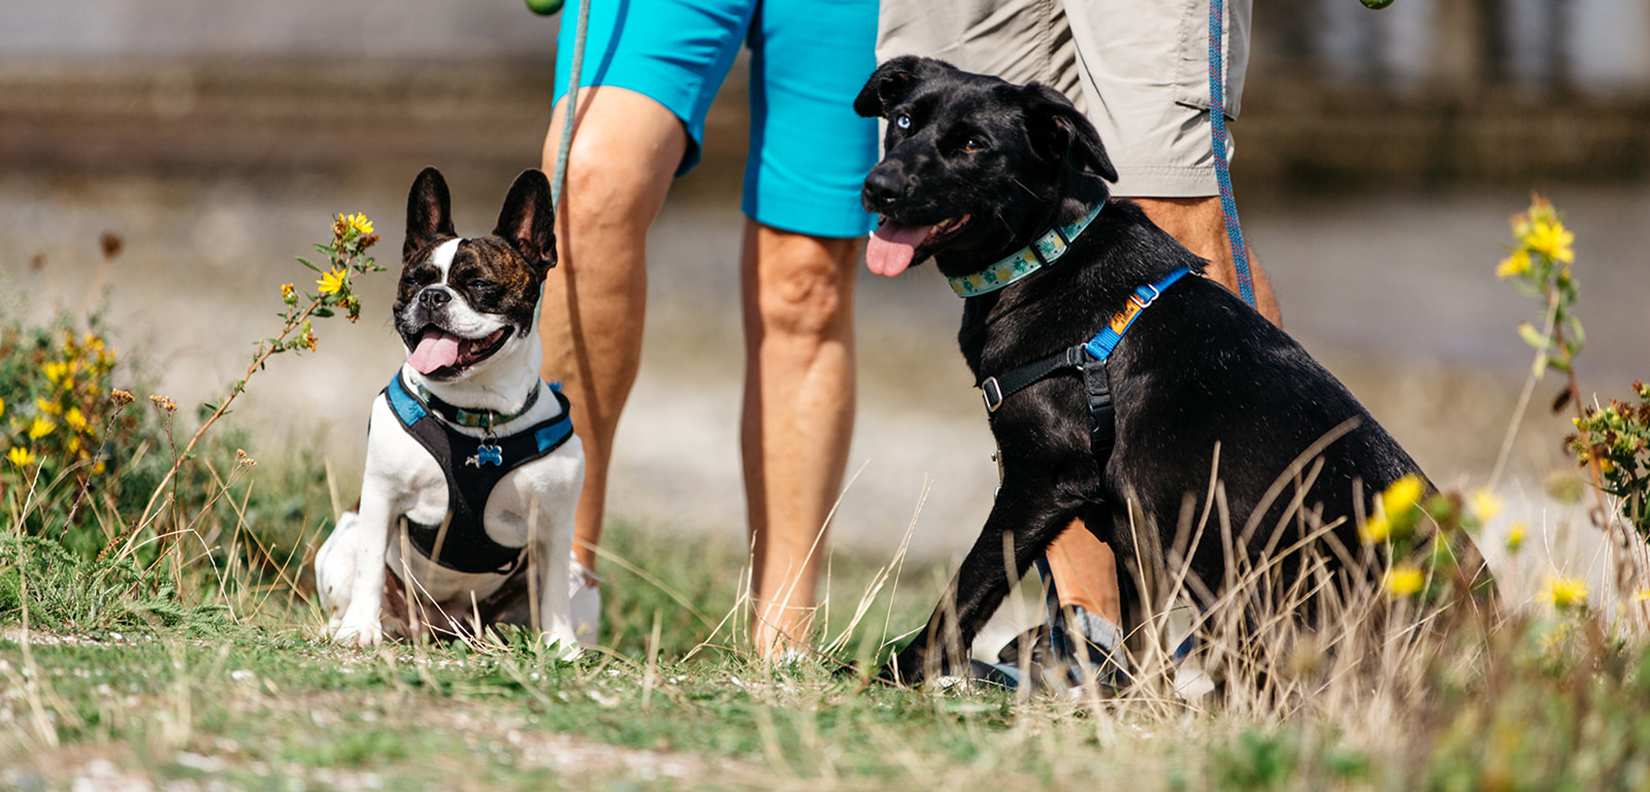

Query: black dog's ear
[[854, 55, 952, 118], [493, 169, 557, 274], [404, 166, 457, 260], [1021, 82, 1117, 220], [1022, 82, 1118, 184]]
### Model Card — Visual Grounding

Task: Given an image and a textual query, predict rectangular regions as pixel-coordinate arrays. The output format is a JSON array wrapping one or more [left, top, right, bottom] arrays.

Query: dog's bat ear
[[855, 55, 951, 118], [494, 169, 557, 275], [405, 167, 457, 261]]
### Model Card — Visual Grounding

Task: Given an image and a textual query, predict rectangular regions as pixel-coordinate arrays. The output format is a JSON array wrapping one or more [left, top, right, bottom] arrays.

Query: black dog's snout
[[418, 287, 452, 308], [861, 165, 906, 211]]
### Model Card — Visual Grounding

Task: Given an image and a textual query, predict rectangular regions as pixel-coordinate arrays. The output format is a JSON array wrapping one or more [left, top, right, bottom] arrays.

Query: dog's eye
[[895, 114, 911, 130], [963, 138, 985, 153], [468, 278, 494, 291]]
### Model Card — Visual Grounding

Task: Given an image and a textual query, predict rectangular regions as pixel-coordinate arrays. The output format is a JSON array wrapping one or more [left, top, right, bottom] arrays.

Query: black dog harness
[[384, 373, 575, 575], [978, 266, 1192, 461]]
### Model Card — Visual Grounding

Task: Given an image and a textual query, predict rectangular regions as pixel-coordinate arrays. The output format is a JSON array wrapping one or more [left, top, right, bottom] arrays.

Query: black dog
[[855, 56, 1487, 685]]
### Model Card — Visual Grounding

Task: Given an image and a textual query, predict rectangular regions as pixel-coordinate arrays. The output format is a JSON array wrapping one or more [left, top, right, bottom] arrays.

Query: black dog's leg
[[888, 483, 1086, 685]]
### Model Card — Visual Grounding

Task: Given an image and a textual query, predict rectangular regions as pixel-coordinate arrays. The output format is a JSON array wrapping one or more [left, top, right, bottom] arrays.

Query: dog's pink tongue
[[409, 328, 461, 374], [866, 222, 929, 277]]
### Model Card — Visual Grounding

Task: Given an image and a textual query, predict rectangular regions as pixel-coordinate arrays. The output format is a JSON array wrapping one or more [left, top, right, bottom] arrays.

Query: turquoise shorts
[[554, 0, 879, 239]]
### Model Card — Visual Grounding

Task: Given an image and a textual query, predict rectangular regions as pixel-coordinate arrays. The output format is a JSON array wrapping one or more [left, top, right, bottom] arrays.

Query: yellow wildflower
[[1381, 475, 1425, 517], [1505, 522, 1526, 553], [28, 418, 55, 440], [317, 269, 347, 296], [0, 395, 6, 418], [1496, 249, 1530, 279], [43, 360, 69, 384], [1542, 575, 1588, 610], [6, 446, 35, 467], [1384, 565, 1426, 598], [65, 406, 88, 433], [344, 213, 375, 235], [1470, 489, 1503, 522], [1360, 513, 1390, 544], [1636, 589, 1650, 602], [1525, 219, 1575, 264], [34, 397, 59, 415]]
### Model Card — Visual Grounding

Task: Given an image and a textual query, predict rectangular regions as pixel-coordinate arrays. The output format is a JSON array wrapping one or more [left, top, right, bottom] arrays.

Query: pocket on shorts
[[1171, 0, 1246, 120]]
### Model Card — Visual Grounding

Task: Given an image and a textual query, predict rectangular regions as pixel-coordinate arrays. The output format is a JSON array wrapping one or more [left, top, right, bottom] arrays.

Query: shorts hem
[[743, 194, 875, 239], [1110, 166, 1218, 199]]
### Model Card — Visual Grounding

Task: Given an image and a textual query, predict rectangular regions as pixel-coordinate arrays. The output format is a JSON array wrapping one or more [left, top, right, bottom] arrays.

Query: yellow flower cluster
[[1541, 575, 1588, 611], [317, 269, 347, 296], [340, 212, 374, 236], [5, 329, 120, 477], [1384, 565, 1426, 598], [1497, 195, 1574, 280], [1360, 474, 1426, 545]]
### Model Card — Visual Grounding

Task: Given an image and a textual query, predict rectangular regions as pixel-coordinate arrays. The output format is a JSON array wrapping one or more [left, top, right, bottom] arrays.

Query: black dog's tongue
[[866, 222, 929, 277]]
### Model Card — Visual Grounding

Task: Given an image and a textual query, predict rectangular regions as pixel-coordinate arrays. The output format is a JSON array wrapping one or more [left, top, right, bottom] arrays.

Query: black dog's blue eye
[[963, 138, 985, 152], [469, 279, 494, 290], [896, 114, 911, 130]]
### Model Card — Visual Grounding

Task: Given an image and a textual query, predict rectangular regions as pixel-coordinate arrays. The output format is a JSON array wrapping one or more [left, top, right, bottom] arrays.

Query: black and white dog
[[316, 168, 586, 651], [854, 57, 1488, 684]]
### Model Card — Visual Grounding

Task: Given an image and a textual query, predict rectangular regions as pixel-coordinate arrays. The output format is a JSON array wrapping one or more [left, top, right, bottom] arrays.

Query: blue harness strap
[[384, 374, 575, 574]]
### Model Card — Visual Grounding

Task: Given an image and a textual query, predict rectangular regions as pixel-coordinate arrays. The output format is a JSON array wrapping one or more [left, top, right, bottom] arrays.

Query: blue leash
[[1208, 0, 1256, 308]]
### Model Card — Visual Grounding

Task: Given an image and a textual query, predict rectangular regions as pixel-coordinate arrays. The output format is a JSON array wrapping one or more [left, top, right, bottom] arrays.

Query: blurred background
[[1, 0, 1645, 600]]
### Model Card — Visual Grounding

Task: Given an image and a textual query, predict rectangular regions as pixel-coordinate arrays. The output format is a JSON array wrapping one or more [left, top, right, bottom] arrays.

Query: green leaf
[[1567, 315, 1586, 348], [1548, 355, 1571, 374], [1517, 322, 1549, 350], [295, 257, 321, 272], [313, 308, 335, 318]]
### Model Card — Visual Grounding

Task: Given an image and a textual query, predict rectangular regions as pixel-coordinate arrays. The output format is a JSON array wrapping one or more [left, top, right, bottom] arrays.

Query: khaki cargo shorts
[[875, 0, 1251, 198]]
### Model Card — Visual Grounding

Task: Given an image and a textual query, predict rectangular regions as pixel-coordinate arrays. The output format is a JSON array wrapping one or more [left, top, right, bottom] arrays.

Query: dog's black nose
[[418, 288, 451, 308], [862, 166, 906, 211]]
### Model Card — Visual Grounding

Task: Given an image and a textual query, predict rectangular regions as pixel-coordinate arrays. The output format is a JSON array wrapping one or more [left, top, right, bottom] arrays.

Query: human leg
[[538, 87, 685, 572], [541, 0, 756, 576], [1043, 518, 1120, 625], [739, 0, 878, 656], [1133, 197, 1280, 324], [739, 222, 860, 656]]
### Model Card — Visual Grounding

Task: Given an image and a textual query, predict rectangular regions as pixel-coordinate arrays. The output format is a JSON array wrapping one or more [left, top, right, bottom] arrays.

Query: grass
[[6, 491, 1650, 791]]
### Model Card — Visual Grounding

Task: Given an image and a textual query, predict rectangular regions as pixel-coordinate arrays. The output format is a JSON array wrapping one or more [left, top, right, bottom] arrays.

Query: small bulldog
[[315, 167, 587, 651]]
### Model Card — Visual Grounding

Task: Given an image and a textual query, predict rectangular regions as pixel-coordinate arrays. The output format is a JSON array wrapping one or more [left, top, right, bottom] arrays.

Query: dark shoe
[[996, 605, 1129, 691]]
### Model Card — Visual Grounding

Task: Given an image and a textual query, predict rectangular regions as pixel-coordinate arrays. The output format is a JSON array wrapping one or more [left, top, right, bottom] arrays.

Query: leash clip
[[981, 377, 1005, 413]]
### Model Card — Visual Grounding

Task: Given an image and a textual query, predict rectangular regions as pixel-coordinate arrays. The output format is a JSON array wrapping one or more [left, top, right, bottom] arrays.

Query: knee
[[753, 237, 856, 340], [559, 139, 658, 227]]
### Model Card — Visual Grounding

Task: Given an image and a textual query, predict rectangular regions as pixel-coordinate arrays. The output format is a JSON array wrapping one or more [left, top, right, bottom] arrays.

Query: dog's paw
[[540, 632, 582, 662], [331, 618, 384, 649]]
